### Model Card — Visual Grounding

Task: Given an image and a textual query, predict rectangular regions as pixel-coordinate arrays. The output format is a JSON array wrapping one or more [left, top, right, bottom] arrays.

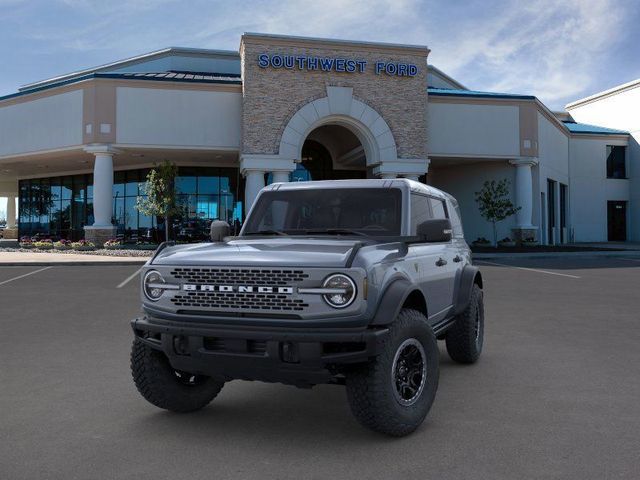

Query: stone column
[[6, 195, 16, 228], [2, 195, 18, 240], [509, 158, 539, 242], [84, 145, 118, 246], [244, 170, 265, 214], [240, 154, 295, 217], [373, 158, 430, 180], [271, 171, 290, 184]]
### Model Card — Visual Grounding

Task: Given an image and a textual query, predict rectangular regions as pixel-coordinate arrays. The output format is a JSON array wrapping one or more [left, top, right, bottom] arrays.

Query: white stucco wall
[[116, 87, 242, 149], [427, 102, 520, 157], [0, 90, 83, 157], [568, 136, 629, 242], [536, 113, 570, 244], [568, 85, 639, 241], [430, 161, 517, 243]]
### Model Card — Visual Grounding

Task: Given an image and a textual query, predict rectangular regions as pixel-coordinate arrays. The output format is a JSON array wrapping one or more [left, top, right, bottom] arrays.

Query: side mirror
[[210, 220, 231, 242], [417, 218, 453, 242]]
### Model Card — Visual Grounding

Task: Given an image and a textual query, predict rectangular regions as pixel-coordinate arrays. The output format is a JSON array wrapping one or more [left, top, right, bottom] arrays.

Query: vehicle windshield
[[242, 188, 402, 237]]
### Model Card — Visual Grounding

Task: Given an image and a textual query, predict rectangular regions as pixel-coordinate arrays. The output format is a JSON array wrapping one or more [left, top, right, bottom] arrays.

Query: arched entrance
[[293, 124, 367, 181]]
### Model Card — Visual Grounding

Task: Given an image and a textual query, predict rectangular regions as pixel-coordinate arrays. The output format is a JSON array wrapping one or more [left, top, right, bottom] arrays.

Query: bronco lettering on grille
[[182, 285, 294, 294]]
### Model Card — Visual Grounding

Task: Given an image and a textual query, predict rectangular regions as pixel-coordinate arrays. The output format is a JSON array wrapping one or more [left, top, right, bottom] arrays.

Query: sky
[[1, 0, 640, 217]]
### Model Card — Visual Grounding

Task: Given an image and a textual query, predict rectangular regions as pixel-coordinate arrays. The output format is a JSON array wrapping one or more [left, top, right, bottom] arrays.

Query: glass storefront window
[[176, 175, 197, 194], [113, 171, 125, 199], [61, 177, 73, 200], [18, 166, 243, 241]]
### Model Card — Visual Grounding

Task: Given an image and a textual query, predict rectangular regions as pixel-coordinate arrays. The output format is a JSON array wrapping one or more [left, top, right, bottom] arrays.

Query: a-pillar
[[84, 145, 119, 246], [509, 157, 539, 243]]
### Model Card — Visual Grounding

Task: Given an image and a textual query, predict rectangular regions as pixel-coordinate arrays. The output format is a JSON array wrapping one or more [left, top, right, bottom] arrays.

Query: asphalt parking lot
[[2, 257, 640, 479]]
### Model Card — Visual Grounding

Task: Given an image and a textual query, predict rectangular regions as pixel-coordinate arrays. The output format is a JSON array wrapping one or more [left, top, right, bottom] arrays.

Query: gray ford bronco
[[130, 179, 484, 436]]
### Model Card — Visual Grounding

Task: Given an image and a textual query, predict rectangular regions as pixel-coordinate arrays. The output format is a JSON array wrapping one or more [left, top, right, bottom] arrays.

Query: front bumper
[[131, 316, 389, 386]]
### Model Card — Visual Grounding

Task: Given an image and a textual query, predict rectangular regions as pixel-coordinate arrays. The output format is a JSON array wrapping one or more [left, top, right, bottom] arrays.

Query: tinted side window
[[447, 198, 464, 238], [429, 197, 448, 219], [410, 194, 431, 234]]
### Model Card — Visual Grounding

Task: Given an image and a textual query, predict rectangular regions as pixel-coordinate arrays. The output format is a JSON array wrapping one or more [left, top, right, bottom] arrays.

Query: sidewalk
[[474, 250, 640, 260], [0, 251, 149, 266]]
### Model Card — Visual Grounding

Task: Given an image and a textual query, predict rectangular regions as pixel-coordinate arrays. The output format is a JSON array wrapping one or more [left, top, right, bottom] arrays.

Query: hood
[[151, 238, 364, 268]]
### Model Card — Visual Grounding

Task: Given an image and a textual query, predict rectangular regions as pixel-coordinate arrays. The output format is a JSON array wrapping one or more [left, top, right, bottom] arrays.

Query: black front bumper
[[131, 316, 389, 386]]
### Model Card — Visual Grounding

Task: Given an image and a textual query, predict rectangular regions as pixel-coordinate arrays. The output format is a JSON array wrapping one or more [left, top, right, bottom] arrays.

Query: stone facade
[[240, 34, 429, 161]]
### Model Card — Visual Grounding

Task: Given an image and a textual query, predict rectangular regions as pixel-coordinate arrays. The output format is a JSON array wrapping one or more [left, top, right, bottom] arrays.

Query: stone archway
[[278, 86, 398, 166]]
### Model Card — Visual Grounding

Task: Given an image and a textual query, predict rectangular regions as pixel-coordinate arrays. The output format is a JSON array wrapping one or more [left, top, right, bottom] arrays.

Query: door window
[[429, 198, 448, 219]]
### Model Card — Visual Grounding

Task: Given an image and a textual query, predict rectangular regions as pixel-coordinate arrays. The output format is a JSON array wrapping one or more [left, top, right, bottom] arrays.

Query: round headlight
[[143, 270, 165, 301], [322, 274, 356, 308]]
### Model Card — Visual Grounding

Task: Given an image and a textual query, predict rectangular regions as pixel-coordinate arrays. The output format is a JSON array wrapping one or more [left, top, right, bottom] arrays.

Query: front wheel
[[131, 339, 224, 413], [345, 309, 439, 436]]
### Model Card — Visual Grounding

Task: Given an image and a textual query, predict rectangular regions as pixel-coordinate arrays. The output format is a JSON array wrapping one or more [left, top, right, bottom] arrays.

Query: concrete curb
[[0, 260, 148, 266], [473, 250, 640, 260]]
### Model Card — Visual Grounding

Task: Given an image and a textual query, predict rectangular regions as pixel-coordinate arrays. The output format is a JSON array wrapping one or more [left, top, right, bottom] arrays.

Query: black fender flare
[[453, 265, 483, 315], [370, 278, 424, 326]]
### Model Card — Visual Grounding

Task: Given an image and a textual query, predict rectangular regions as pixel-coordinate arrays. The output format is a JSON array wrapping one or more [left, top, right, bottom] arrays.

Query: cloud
[[426, 0, 634, 108], [1, 0, 637, 109]]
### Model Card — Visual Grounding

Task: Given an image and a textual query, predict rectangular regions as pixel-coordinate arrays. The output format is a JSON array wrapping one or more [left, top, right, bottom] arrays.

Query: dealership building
[[0, 33, 637, 244]]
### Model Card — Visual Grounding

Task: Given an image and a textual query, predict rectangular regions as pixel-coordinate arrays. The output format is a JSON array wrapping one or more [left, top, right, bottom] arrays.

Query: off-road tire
[[445, 284, 484, 364], [345, 309, 439, 436], [131, 339, 224, 412]]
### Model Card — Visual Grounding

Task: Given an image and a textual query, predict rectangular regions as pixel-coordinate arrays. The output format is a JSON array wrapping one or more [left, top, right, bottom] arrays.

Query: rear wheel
[[345, 309, 439, 436], [131, 339, 224, 412], [445, 284, 484, 363]]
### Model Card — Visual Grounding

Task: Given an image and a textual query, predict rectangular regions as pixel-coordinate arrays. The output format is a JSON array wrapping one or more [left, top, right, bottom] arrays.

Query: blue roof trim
[[428, 87, 535, 100], [0, 72, 242, 102], [562, 121, 628, 135]]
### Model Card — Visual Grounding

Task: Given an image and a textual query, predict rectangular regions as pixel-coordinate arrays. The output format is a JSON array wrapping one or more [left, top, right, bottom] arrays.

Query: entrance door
[[560, 184, 568, 243], [607, 201, 627, 241], [547, 179, 556, 244]]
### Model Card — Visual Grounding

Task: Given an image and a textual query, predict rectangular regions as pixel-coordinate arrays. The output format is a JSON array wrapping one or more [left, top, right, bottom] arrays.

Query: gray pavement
[[1, 258, 639, 479]]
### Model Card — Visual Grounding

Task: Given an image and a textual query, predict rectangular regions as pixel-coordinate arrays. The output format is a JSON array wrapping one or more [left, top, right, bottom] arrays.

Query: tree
[[136, 161, 180, 242], [474, 179, 520, 246]]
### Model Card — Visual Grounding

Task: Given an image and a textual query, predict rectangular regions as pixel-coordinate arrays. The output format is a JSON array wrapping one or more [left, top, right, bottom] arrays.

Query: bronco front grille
[[170, 292, 309, 311], [170, 268, 309, 286]]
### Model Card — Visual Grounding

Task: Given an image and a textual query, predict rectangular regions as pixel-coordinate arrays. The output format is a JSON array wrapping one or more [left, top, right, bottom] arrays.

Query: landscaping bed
[[471, 245, 628, 254], [0, 247, 154, 257]]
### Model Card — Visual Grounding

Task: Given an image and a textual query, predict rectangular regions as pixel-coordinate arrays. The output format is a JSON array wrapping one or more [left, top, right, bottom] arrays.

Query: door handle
[[453, 255, 462, 263], [435, 257, 447, 267]]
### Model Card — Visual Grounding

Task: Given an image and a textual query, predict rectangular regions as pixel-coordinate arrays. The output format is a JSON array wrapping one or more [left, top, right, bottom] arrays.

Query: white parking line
[[0, 266, 53, 286], [476, 260, 581, 279], [117, 267, 142, 289]]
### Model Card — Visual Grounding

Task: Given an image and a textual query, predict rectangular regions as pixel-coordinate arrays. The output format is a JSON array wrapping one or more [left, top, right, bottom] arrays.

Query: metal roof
[[562, 121, 628, 135], [428, 87, 535, 100], [0, 71, 241, 103], [19, 47, 240, 92]]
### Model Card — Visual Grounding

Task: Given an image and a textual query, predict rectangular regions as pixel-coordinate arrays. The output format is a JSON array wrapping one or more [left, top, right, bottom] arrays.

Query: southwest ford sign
[[257, 53, 418, 77]]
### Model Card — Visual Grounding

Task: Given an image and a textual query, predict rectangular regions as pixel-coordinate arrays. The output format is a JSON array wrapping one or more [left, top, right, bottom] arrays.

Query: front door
[[607, 201, 627, 241], [547, 179, 556, 244]]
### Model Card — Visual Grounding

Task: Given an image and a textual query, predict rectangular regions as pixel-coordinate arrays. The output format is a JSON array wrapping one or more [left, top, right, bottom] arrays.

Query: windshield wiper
[[244, 230, 288, 236], [301, 228, 369, 237]]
